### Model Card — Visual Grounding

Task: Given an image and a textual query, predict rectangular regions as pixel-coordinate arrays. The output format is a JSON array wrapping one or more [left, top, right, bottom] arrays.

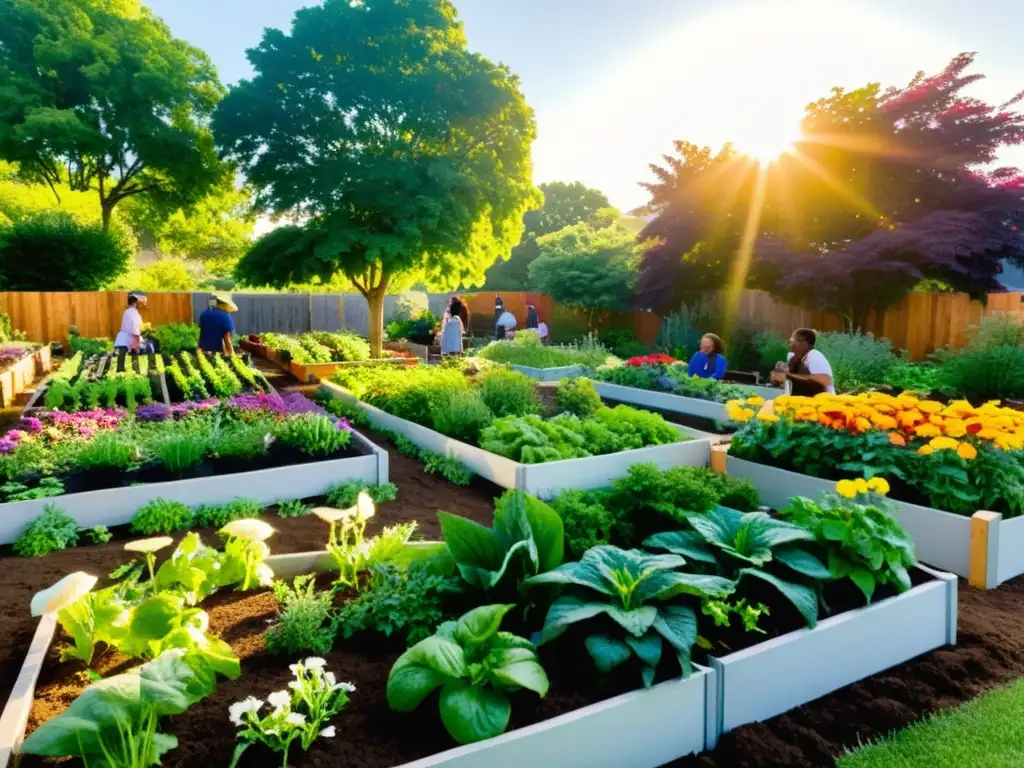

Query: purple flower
[[335, 417, 350, 431], [0, 437, 17, 454], [18, 416, 43, 434], [169, 399, 221, 418], [135, 403, 172, 422], [226, 392, 330, 418]]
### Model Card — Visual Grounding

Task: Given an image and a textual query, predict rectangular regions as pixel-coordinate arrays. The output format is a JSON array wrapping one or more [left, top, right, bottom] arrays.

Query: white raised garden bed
[[708, 563, 957, 737], [321, 382, 712, 500], [0, 551, 715, 768], [0, 428, 389, 546], [722, 454, 1018, 585], [589, 380, 780, 425], [508, 364, 584, 382]]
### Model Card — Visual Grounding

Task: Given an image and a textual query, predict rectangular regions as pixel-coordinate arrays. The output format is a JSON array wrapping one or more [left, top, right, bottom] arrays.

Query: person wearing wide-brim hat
[[114, 291, 148, 353], [198, 292, 238, 355]]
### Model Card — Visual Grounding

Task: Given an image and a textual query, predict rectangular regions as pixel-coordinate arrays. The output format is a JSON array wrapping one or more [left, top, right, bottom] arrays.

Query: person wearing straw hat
[[114, 292, 147, 353], [198, 292, 238, 355]]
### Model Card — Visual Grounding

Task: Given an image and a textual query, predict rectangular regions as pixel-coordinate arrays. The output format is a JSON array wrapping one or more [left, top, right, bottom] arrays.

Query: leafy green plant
[[936, 344, 1024, 401], [325, 481, 398, 508], [644, 508, 829, 627], [86, 525, 113, 545], [431, 388, 494, 443], [274, 413, 351, 456], [68, 332, 113, 358], [218, 518, 276, 591], [1, 476, 65, 502], [754, 330, 790, 376], [336, 563, 457, 645], [387, 604, 548, 744], [780, 483, 916, 602], [20, 648, 237, 768], [475, 331, 612, 368], [212, 418, 273, 462], [478, 368, 538, 418], [192, 498, 262, 529], [265, 575, 335, 655], [526, 546, 735, 686], [555, 377, 603, 417], [72, 431, 139, 472], [422, 451, 473, 485], [14, 504, 80, 556], [277, 499, 311, 518], [883, 361, 945, 393], [550, 489, 617, 559], [131, 498, 193, 535], [153, 322, 199, 354], [439, 490, 563, 593], [815, 331, 897, 392]]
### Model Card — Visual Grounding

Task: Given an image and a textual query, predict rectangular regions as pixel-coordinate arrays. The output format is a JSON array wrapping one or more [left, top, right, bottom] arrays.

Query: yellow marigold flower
[[915, 424, 941, 438], [896, 394, 919, 408], [871, 413, 898, 430], [918, 401, 943, 414], [727, 404, 751, 422], [726, 399, 745, 409], [978, 428, 1000, 440], [929, 414, 945, 426], [774, 395, 791, 408], [918, 445, 935, 456], [741, 407, 755, 422], [854, 478, 869, 495], [746, 396, 765, 407], [929, 436, 959, 451], [867, 477, 890, 495], [757, 411, 780, 423], [835, 479, 858, 499], [899, 409, 924, 428], [957, 442, 978, 460], [943, 419, 967, 438], [873, 403, 896, 414], [855, 417, 872, 433]]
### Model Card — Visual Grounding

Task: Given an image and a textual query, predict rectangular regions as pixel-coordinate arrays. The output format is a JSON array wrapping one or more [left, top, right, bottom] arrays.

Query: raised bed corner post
[[969, 511, 1001, 589], [710, 444, 728, 474]]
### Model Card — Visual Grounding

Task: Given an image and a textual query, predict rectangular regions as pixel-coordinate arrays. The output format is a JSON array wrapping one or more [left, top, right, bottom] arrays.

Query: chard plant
[[387, 604, 548, 744], [525, 546, 735, 686], [229, 657, 354, 768], [20, 647, 234, 768], [644, 507, 830, 627]]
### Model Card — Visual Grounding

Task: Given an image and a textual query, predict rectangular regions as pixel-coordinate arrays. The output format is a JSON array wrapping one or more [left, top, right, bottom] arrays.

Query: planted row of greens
[[592, 352, 760, 403], [163, 350, 270, 401], [20, 457, 922, 765], [258, 331, 372, 364], [473, 331, 615, 369], [42, 350, 160, 412], [331, 361, 685, 463]]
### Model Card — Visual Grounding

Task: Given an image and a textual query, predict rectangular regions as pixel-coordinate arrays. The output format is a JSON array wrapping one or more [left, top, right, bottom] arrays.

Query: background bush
[[479, 368, 538, 418], [815, 331, 897, 392], [937, 345, 1024, 401]]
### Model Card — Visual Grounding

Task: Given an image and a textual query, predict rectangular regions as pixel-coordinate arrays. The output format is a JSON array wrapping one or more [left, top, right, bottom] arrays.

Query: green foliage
[[780, 491, 916, 603], [387, 604, 548, 744], [333, 364, 470, 427], [111, 258, 199, 293], [2, 476, 64, 502], [274, 413, 351, 456], [0, 212, 132, 290], [422, 451, 474, 486], [970, 314, 1024, 350], [265, 575, 335, 656], [276, 499, 311, 518], [72, 432, 139, 472], [754, 330, 791, 376], [192, 498, 262, 530], [431, 389, 495, 444], [478, 368, 538, 418], [86, 525, 113, 545], [68, 332, 112, 359], [151, 432, 209, 476], [131, 498, 193, 536], [884, 361, 945, 393], [815, 332, 897, 392], [555, 377, 603, 417], [325, 482, 398, 509], [592, 359, 752, 403], [475, 332, 612, 369], [306, 330, 372, 362], [14, 504, 79, 557], [550, 489, 617, 559], [336, 564, 457, 645], [386, 309, 439, 344], [527, 546, 734, 686], [438, 490, 564, 594], [152, 323, 200, 355], [937, 345, 1024, 401]]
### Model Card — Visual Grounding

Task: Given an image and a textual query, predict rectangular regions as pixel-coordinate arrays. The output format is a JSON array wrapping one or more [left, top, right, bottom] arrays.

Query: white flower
[[312, 506, 352, 524], [219, 518, 275, 541], [228, 697, 263, 727], [319, 726, 336, 738], [288, 662, 302, 676], [285, 712, 306, 726], [267, 690, 291, 709], [304, 657, 326, 671], [324, 671, 336, 687], [31, 572, 98, 617], [288, 680, 301, 691], [255, 563, 275, 587], [335, 681, 356, 693], [124, 536, 174, 553], [356, 491, 375, 521]]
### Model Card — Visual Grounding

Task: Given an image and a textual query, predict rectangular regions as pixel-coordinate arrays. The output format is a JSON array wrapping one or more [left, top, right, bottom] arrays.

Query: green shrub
[[551, 488, 616, 558], [325, 481, 398, 508], [938, 345, 1024, 402], [152, 323, 199, 354], [884, 361, 945, 393], [970, 314, 1024, 350], [421, 451, 473, 485], [85, 525, 112, 545], [754, 330, 790, 376], [68, 331, 112, 358], [333, 364, 469, 425], [479, 368, 538, 418], [431, 389, 494, 443], [14, 504, 79, 557], [555, 377, 603, 417], [131, 498, 193, 535], [815, 331, 897, 392], [265, 575, 335, 655], [192, 498, 262, 528], [475, 332, 611, 369]]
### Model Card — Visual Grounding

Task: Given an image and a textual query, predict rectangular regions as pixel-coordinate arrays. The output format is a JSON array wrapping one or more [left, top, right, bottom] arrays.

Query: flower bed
[[0, 394, 386, 545], [473, 333, 615, 375]]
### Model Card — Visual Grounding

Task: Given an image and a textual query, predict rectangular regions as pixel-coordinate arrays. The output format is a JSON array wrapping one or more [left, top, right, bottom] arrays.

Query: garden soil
[[5, 371, 1024, 765]]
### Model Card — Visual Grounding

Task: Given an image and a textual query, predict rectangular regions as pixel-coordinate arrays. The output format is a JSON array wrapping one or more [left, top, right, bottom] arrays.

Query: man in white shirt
[[777, 327, 835, 395], [113, 292, 147, 352]]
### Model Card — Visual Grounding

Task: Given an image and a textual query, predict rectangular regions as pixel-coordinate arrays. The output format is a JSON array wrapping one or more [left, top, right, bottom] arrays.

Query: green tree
[[528, 222, 646, 329], [110, 257, 198, 292], [484, 181, 614, 289], [0, 212, 132, 290], [220, 0, 538, 356], [0, 0, 226, 230]]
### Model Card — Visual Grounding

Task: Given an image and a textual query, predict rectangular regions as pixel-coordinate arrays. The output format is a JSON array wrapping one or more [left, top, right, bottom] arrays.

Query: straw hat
[[212, 292, 238, 312]]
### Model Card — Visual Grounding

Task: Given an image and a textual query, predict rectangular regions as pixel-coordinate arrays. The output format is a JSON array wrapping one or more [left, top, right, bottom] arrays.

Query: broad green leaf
[[525, 558, 614, 597], [387, 635, 466, 710], [438, 682, 512, 745], [625, 631, 663, 669], [688, 507, 744, 550], [604, 603, 658, 637], [491, 631, 536, 651], [647, 572, 736, 601], [57, 597, 100, 664], [537, 595, 608, 644], [454, 604, 514, 647], [381, 540, 450, 571], [120, 593, 185, 658], [641, 664, 656, 688], [493, 491, 564, 573], [890, 563, 912, 593], [849, 567, 877, 603], [387, 665, 450, 712], [438, 511, 504, 572], [490, 650, 549, 696], [740, 568, 818, 627], [140, 650, 205, 715], [821, 519, 849, 541], [774, 547, 831, 580], [150, 732, 179, 763], [748, 513, 814, 550], [585, 633, 633, 671], [652, 604, 697, 653], [642, 530, 717, 564], [487, 538, 537, 589]]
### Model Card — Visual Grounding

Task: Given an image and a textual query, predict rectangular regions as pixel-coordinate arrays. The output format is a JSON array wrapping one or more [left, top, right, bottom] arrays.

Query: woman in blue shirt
[[688, 333, 727, 380], [198, 293, 238, 355]]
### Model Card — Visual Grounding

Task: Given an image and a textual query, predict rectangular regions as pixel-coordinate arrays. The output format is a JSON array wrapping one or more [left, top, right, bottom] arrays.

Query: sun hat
[[212, 292, 239, 312], [128, 291, 147, 305]]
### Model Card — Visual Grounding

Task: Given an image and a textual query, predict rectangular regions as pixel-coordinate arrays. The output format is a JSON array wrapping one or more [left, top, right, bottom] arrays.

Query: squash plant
[[525, 546, 735, 686], [644, 508, 829, 627], [387, 604, 548, 745]]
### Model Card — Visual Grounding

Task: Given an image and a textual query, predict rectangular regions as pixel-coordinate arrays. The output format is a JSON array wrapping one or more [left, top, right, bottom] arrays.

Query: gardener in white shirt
[[777, 327, 835, 395], [113, 292, 147, 353]]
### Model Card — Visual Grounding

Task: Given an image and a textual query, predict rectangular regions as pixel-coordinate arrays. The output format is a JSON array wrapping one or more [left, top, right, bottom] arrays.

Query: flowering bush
[[624, 353, 677, 367]]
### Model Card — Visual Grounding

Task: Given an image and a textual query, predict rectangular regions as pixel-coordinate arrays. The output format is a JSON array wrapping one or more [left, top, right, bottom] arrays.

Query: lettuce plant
[[439, 490, 563, 594], [387, 604, 548, 744], [218, 518, 276, 591], [526, 546, 735, 686], [13, 503, 79, 557], [644, 508, 829, 627], [20, 647, 235, 768]]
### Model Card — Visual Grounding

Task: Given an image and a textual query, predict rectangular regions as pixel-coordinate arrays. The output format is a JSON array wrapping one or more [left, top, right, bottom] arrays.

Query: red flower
[[625, 353, 677, 367]]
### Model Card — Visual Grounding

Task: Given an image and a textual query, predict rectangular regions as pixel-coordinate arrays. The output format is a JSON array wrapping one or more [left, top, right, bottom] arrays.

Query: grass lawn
[[839, 679, 1024, 768]]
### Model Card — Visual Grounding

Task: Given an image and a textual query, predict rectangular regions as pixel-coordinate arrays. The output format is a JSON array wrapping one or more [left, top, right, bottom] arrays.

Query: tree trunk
[[367, 284, 387, 359], [101, 202, 114, 232]]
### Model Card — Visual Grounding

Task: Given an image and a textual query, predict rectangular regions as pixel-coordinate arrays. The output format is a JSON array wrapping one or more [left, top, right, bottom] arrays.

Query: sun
[[735, 121, 801, 165]]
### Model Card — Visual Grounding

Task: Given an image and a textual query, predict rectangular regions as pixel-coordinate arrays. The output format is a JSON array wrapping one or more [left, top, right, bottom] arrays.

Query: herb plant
[[478, 368, 539, 418], [325, 481, 398, 508], [265, 575, 335, 656], [1, 476, 65, 502], [431, 389, 494, 443], [131, 498, 194, 535], [422, 451, 474, 485], [274, 413, 351, 456], [14, 504, 80, 557], [555, 377, 603, 417], [86, 525, 113, 545], [387, 604, 548, 744], [192, 498, 262, 529], [72, 431, 138, 472], [277, 499, 311, 518]]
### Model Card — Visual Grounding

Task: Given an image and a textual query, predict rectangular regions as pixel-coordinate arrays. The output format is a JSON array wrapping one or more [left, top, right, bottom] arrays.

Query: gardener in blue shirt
[[687, 333, 728, 380], [198, 293, 237, 355]]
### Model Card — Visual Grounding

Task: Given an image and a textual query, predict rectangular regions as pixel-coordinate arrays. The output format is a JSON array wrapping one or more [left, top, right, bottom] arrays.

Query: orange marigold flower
[[871, 413, 898, 430], [943, 419, 967, 438], [929, 436, 959, 451], [957, 442, 978, 460], [888, 433, 907, 447], [918, 401, 943, 414], [918, 445, 935, 456], [915, 424, 941, 438], [855, 417, 872, 433]]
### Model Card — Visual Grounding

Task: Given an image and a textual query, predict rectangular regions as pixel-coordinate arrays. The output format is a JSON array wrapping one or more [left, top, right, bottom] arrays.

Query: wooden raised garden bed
[[0, 347, 49, 408]]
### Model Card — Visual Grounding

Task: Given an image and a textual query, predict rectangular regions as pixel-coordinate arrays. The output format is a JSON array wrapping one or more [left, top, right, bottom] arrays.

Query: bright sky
[[148, 0, 1024, 212]]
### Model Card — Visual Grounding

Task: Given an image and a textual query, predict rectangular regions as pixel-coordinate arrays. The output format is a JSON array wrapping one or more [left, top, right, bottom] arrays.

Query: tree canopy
[[484, 180, 615, 289], [0, 0, 226, 230], [221, 0, 538, 355], [636, 53, 1024, 328]]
